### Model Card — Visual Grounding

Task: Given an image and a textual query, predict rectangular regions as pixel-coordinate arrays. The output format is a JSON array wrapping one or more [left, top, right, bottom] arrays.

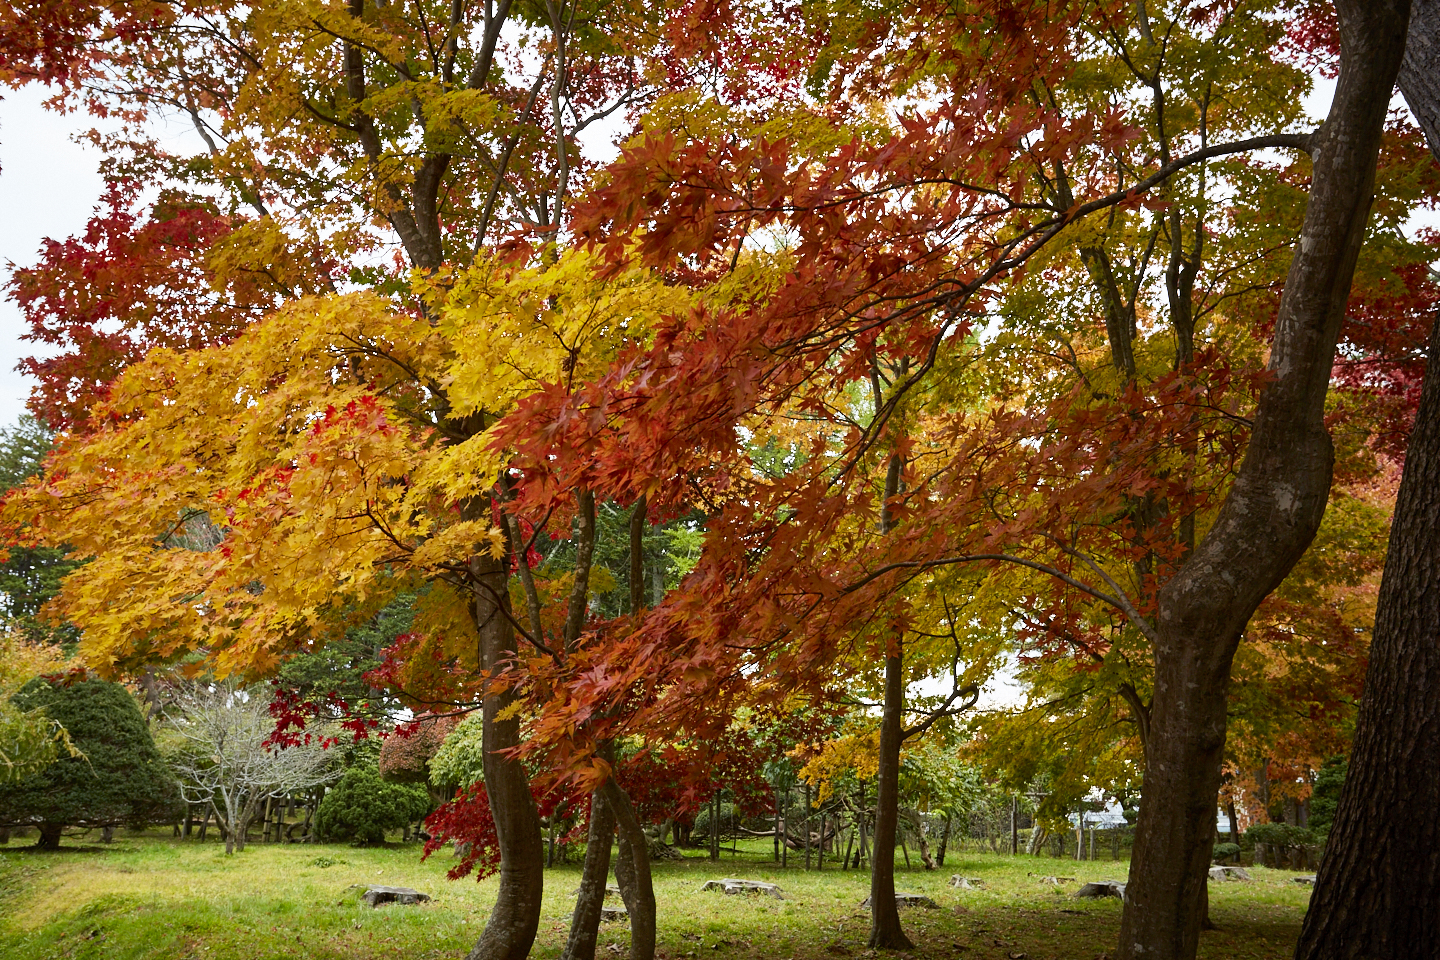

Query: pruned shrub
[[315, 767, 428, 845]]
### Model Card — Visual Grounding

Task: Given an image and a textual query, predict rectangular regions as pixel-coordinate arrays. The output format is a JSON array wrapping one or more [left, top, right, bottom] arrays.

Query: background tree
[[0, 676, 180, 848], [164, 682, 338, 854]]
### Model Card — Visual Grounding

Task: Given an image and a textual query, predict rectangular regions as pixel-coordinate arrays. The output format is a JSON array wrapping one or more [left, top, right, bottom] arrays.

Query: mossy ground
[[0, 833, 1312, 960]]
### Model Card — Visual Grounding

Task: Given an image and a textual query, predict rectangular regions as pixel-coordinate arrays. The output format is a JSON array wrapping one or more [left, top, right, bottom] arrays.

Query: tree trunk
[[36, 823, 62, 849], [466, 546, 545, 960], [806, 788, 817, 869], [936, 813, 951, 867], [1293, 315, 1440, 956], [868, 648, 913, 950], [1115, 5, 1410, 958], [605, 779, 656, 960], [1400, 0, 1440, 158], [902, 809, 936, 870], [561, 789, 615, 960]]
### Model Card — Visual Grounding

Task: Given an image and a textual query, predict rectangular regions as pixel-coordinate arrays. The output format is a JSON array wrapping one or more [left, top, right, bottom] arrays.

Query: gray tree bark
[[1292, 7, 1440, 954], [1292, 313, 1440, 958], [561, 790, 615, 960], [604, 779, 656, 960], [1115, 2, 1412, 958], [1400, 0, 1440, 160]]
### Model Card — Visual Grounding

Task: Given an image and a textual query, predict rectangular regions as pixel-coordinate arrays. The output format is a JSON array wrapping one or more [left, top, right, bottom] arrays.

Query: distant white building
[[1068, 799, 1129, 830]]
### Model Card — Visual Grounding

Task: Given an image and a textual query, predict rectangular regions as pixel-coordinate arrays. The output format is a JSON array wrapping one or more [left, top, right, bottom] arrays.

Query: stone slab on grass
[[700, 878, 785, 899], [859, 893, 939, 909], [355, 885, 431, 908], [600, 905, 628, 922], [1074, 881, 1126, 900], [1030, 875, 1077, 885], [1292, 875, 1318, 885], [1208, 866, 1253, 882], [949, 876, 986, 890]]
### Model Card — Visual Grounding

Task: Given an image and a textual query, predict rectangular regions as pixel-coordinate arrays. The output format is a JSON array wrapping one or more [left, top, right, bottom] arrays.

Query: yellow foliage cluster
[[4, 253, 689, 681]]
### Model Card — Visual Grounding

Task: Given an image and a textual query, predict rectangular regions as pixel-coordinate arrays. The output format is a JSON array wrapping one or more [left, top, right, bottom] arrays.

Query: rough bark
[[561, 790, 616, 960], [868, 648, 914, 950], [1291, 310, 1440, 957], [1115, 3, 1411, 958], [604, 779, 656, 960], [466, 547, 546, 960], [1400, 0, 1440, 161], [36, 823, 62, 849]]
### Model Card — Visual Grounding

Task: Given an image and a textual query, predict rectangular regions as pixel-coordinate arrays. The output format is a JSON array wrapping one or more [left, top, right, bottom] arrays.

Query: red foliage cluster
[[8, 181, 259, 431], [422, 783, 501, 880], [422, 780, 589, 881], [264, 682, 382, 751]]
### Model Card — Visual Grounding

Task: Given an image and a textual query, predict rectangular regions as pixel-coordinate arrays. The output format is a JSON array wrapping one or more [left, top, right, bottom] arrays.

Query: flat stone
[[600, 905, 628, 922], [1207, 866, 1253, 882], [1292, 875, 1317, 886], [700, 878, 785, 899], [949, 876, 986, 890], [1074, 881, 1125, 900], [1031, 875, 1077, 885], [859, 893, 938, 909], [358, 885, 430, 908]]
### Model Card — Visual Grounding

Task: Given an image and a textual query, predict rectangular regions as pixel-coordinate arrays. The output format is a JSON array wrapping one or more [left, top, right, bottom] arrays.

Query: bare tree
[[167, 682, 339, 854]]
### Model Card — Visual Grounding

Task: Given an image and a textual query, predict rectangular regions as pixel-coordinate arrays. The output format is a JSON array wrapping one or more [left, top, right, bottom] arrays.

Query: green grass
[[0, 834, 1315, 960]]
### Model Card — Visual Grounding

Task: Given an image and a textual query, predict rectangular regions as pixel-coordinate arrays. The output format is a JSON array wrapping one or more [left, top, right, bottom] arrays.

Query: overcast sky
[[0, 85, 114, 429]]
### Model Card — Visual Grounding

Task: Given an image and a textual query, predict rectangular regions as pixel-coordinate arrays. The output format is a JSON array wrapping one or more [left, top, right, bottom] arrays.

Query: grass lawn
[[0, 835, 1313, 960]]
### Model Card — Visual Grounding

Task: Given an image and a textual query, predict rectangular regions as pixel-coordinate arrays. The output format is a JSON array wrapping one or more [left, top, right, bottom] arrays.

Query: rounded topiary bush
[[314, 766, 428, 845]]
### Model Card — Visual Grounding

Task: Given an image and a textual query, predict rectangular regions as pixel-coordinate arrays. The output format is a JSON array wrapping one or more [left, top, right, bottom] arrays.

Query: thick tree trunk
[[36, 823, 62, 849], [467, 548, 545, 960], [1400, 0, 1440, 160], [1115, 4, 1410, 958], [868, 649, 913, 950], [1292, 313, 1440, 957], [561, 789, 616, 960], [604, 779, 656, 960]]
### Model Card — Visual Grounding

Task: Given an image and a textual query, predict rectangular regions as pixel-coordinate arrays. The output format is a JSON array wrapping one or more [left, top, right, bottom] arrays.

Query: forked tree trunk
[[466, 547, 545, 960], [605, 780, 656, 960], [868, 649, 913, 950], [561, 789, 616, 960], [37, 823, 62, 849], [1115, 3, 1410, 958], [1291, 327, 1440, 956]]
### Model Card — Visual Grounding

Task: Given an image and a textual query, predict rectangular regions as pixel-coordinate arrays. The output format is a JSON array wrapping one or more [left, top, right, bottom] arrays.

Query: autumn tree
[[508, 3, 1424, 958]]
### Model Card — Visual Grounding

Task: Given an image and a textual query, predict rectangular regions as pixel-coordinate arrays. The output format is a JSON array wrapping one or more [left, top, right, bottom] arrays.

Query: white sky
[[0, 85, 114, 427]]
